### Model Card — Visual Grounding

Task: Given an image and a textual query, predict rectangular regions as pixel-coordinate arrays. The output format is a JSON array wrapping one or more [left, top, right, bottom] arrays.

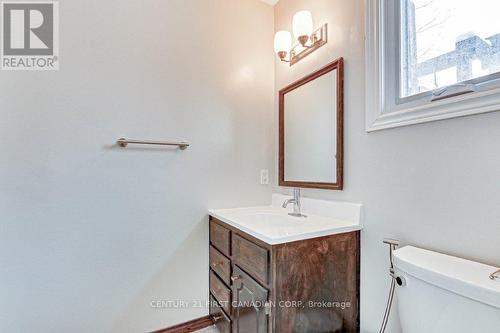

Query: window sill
[[366, 86, 500, 132]]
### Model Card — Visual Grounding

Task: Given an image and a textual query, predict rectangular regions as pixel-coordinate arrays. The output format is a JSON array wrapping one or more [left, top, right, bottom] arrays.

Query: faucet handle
[[293, 188, 301, 201]]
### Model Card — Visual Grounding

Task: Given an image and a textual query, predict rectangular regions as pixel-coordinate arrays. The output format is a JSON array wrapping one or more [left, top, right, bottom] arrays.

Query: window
[[366, 0, 500, 131]]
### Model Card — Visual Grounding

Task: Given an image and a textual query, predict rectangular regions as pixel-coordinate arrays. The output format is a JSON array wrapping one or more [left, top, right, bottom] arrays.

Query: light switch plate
[[260, 169, 269, 185]]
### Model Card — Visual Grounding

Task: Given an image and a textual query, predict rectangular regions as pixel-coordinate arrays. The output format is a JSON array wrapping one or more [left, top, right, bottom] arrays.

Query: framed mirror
[[279, 58, 344, 190]]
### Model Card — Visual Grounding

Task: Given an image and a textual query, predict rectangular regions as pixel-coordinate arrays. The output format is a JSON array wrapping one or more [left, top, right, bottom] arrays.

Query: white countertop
[[209, 194, 363, 245]]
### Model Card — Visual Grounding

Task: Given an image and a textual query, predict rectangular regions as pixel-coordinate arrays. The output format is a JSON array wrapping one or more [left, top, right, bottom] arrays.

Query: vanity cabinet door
[[231, 266, 269, 333]]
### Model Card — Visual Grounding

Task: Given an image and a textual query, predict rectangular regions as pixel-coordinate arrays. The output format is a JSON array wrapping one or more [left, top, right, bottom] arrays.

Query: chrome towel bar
[[117, 138, 189, 150]]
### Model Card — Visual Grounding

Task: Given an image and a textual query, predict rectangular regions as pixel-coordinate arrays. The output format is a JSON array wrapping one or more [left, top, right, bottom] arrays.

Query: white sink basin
[[209, 194, 363, 245], [239, 211, 296, 227]]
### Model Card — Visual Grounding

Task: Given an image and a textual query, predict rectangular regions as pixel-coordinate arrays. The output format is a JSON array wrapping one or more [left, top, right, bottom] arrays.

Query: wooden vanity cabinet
[[208, 216, 360, 333]]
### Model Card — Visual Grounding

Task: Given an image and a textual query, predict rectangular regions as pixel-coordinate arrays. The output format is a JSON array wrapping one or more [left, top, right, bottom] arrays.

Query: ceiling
[[259, 0, 279, 5]]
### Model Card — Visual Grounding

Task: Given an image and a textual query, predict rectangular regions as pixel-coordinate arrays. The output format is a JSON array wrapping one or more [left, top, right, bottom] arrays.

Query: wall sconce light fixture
[[274, 10, 328, 66]]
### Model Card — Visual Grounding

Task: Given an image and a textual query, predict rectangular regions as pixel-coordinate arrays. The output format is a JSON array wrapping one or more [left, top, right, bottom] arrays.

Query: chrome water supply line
[[379, 238, 406, 333]]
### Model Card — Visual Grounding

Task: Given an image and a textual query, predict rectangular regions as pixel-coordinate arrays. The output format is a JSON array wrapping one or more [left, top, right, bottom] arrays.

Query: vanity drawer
[[209, 294, 231, 333], [232, 234, 269, 285], [209, 270, 231, 315], [210, 245, 231, 285], [210, 219, 231, 257]]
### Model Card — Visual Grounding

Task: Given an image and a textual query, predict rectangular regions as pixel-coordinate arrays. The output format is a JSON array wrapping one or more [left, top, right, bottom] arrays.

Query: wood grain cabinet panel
[[232, 234, 269, 285], [273, 232, 359, 333], [210, 270, 231, 316], [210, 219, 231, 256], [210, 245, 231, 285]]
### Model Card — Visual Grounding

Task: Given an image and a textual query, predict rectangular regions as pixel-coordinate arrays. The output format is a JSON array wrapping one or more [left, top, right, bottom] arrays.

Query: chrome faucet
[[282, 188, 306, 217]]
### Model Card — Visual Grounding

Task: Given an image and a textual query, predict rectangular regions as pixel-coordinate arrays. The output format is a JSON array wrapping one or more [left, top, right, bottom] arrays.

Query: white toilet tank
[[393, 246, 500, 333]]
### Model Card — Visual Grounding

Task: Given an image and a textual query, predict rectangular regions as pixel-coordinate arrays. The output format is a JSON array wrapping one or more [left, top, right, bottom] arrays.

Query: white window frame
[[365, 0, 500, 132]]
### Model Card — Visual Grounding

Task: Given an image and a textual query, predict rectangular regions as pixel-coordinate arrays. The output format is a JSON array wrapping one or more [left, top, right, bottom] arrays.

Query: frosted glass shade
[[274, 30, 292, 54], [292, 10, 313, 39]]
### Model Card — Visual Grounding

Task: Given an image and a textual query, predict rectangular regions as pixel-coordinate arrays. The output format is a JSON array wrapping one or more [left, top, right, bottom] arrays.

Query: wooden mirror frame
[[279, 58, 344, 190]]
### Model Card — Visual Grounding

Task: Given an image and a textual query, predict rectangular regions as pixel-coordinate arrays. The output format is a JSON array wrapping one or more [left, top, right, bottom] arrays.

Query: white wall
[[0, 1, 274, 332], [274, 1, 500, 332]]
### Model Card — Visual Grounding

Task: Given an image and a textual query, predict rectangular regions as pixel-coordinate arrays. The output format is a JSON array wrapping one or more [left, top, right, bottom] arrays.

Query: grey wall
[[273, 0, 500, 332], [0, 1, 274, 332]]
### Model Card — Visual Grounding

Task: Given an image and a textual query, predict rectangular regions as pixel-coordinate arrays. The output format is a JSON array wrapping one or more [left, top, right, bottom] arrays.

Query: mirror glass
[[279, 59, 343, 190]]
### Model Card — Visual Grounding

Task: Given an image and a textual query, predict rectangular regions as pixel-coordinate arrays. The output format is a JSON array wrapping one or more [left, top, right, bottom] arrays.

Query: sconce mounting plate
[[289, 23, 328, 66]]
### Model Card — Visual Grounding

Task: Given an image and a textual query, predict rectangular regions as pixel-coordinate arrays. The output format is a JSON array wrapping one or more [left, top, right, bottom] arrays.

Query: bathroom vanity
[[208, 194, 362, 333], [206, 57, 358, 332]]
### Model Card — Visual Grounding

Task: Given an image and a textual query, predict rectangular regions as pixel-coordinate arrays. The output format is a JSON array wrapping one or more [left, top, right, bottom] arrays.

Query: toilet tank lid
[[393, 246, 500, 309]]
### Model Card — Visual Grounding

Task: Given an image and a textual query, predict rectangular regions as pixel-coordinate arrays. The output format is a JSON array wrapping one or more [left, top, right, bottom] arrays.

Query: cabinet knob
[[231, 275, 242, 282], [212, 261, 223, 268], [211, 313, 224, 322]]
